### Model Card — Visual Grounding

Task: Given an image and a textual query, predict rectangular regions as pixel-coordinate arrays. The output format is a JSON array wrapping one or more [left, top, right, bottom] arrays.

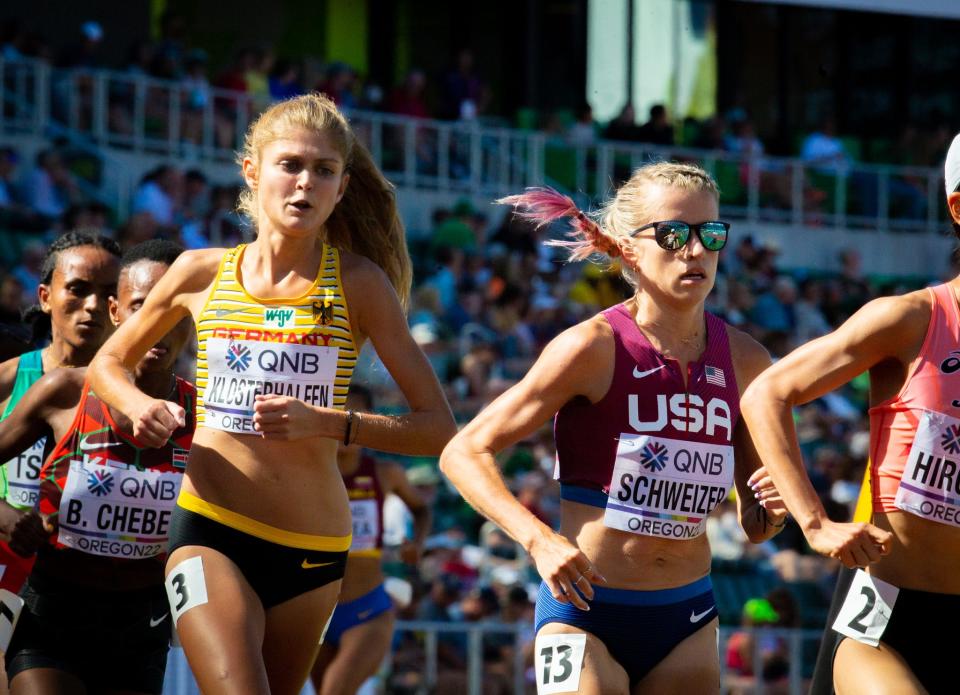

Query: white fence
[[0, 57, 949, 236], [160, 621, 823, 695]]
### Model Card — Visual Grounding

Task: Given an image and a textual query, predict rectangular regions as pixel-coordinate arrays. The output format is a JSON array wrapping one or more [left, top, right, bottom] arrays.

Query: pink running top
[[870, 283, 960, 525]]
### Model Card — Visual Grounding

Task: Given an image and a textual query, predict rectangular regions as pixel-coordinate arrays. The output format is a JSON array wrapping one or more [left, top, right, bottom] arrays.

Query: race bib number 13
[[534, 633, 586, 694]]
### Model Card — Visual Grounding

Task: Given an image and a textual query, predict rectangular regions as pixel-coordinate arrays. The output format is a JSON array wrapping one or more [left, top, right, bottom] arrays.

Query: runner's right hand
[[804, 519, 892, 569], [9, 510, 54, 558], [133, 399, 185, 447], [528, 531, 607, 611]]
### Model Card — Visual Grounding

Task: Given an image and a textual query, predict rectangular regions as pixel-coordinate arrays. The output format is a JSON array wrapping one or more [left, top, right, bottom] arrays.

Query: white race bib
[[832, 570, 899, 647], [4, 437, 45, 509], [604, 434, 733, 539], [350, 498, 379, 552], [203, 337, 339, 434], [166, 556, 209, 627], [57, 460, 181, 558], [534, 633, 586, 694], [896, 410, 960, 527]]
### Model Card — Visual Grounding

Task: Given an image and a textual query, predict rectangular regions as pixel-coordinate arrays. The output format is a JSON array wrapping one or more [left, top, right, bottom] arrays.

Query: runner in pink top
[[742, 135, 960, 695], [441, 162, 787, 694]]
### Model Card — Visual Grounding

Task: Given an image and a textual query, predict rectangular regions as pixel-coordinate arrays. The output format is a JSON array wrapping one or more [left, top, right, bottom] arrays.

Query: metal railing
[[160, 621, 823, 694], [1, 57, 948, 234]]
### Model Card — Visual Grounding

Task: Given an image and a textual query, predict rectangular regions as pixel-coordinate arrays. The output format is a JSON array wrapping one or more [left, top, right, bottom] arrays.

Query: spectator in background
[[0, 147, 45, 231], [567, 102, 597, 146], [440, 49, 484, 120], [131, 164, 181, 228], [387, 69, 431, 119], [318, 61, 358, 111], [725, 597, 791, 694], [268, 59, 304, 102], [693, 114, 726, 150], [181, 169, 209, 222], [56, 20, 103, 69], [0, 274, 26, 324], [794, 278, 832, 342], [25, 149, 79, 220], [602, 103, 643, 143], [637, 103, 674, 146], [800, 115, 850, 174], [9, 240, 45, 306], [244, 46, 273, 112]]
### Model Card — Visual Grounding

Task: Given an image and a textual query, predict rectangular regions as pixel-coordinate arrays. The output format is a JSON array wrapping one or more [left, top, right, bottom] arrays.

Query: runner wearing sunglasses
[[441, 161, 786, 694]]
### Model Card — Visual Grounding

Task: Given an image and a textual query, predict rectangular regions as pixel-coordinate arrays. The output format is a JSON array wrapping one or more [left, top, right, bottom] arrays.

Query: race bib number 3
[[57, 460, 181, 559], [896, 410, 960, 527], [832, 570, 899, 647], [534, 633, 586, 694], [203, 337, 339, 434], [166, 556, 209, 627], [604, 434, 733, 540]]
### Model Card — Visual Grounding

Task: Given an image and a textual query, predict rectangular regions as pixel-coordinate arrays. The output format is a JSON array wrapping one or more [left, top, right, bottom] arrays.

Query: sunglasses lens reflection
[[657, 223, 690, 250], [700, 222, 728, 251]]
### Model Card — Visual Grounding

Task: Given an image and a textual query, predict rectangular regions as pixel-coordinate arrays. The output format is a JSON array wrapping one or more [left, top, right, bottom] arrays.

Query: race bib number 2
[[832, 570, 900, 647], [534, 633, 586, 694]]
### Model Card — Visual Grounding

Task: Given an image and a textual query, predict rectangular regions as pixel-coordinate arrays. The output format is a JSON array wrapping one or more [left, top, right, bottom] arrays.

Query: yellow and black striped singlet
[[194, 243, 358, 434]]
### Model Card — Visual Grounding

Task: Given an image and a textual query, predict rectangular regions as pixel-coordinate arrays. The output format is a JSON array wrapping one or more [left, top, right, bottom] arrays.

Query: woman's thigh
[[633, 618, 720, 695], [166, 545, 270, 695], [834, 637, 927, 695], [536, 622, 629, 695]]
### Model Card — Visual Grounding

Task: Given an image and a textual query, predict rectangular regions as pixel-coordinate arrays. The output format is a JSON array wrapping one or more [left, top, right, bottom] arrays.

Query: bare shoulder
[[547, 311, 614, 361], [339, 250, 390, 291], [725, 324, 772, 385], [167, 248, 226, 294], [30, 366, 87, 411]]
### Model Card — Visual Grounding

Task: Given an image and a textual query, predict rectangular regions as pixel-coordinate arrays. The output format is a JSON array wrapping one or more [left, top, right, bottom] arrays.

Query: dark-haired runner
[[0, 240, 191, 694]]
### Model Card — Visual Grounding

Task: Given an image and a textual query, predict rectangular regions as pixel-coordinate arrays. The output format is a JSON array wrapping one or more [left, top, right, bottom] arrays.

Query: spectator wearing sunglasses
[[440, 162, 787, 693]]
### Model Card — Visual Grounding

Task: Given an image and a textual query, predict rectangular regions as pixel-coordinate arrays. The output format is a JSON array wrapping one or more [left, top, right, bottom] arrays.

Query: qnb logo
[[87, 469, 115, 496], [639, 442, 669, 472], [629, 394, 733, 442], [225, 343, 252, 372], [941, 425, 960, 455], [941, 351, 960, 374]]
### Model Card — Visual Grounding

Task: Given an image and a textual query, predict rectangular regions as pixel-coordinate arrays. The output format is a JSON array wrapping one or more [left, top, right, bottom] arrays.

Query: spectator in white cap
[[743, 132, 960, 695]]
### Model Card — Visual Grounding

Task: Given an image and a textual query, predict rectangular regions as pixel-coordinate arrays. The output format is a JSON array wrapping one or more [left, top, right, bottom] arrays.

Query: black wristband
[[344, 409, 355, 445], [765, 509, 787, 529]]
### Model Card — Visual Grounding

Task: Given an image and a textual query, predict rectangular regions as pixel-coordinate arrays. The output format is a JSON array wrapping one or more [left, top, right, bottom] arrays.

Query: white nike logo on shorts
[[689, 607, 714, 623], [633, 365, 666, 379], [149, 613, 169, 628]]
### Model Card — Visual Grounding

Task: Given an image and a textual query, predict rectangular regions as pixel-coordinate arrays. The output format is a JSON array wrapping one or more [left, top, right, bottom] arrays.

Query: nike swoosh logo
[[214, 306, 251, 319], [79, 438, 123, 452], [301, 559, 336, 569], [357, 609, 373, 620], [690, 606, 714, 623], [633, 365, 666, 379], [149, 613, 169, 628]]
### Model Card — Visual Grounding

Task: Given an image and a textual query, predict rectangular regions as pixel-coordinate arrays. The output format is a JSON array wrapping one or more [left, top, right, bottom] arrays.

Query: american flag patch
[[172, 448, 189, 469], [705, 365, 726, 387]]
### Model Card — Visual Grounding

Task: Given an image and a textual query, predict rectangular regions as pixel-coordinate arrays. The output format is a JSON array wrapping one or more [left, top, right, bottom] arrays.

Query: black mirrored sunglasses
[[630, 220, 730, 252]]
